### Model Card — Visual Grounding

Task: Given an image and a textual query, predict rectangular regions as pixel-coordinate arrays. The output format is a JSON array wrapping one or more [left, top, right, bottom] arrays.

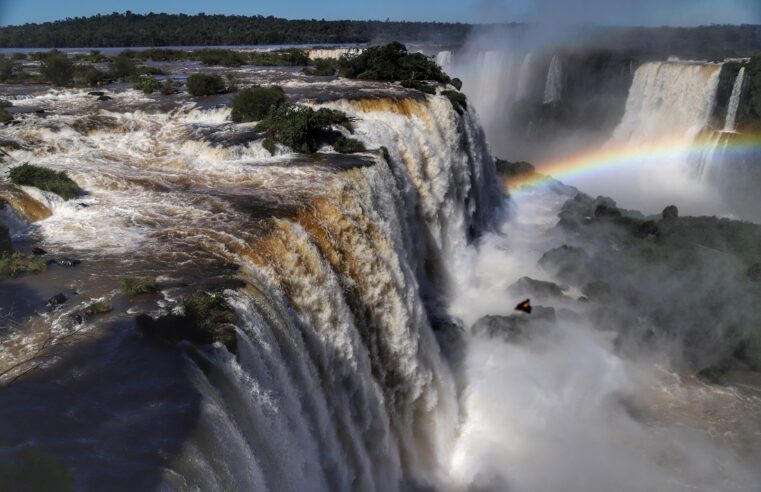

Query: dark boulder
[[508, 276, 566, 300], [87, 91, 105, 97], [748, 263, 761, 282], [582, 281, 613, 301], [0, 224, 11, 254], [662, 205, 679, 220], [594, 203, 622, 218], [538, 245, 591, 285], [634, 220, 659, 238], [96, 95, 113, 101], [472, 306, 556, 343], [46, 293, 68, 310], [32, 247, 47, 256], [47, 257, 81, 267]]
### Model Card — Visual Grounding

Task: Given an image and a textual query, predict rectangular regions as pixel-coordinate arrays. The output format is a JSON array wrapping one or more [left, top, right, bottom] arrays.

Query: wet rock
[[748, 263, 761, 282], [221, 262, 241, 272], [538, 245, 591, 285], [662, 205, 679, 220], [46, 293, 68, 310], [472, 306, 556, 343], [594, 203, 622, 218], [96, 95, 113, 101], [32, 247, 47, 256], [507, 276, 565, 300], [47, 257, 81, 267], [88, 91, 105, 97], [0, 224, 11, 254], [634, 220, 659, 238], [582, 281, 613, 301]]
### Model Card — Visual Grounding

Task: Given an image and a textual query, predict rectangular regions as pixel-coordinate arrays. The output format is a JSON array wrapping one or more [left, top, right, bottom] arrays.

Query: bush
[[161, 78, 175, 95], [135, 290, 237, 352], [121, 277, 159, 296], [0, 252, 46, 278], [339, 42, 450, 83], [108, 54, 139, 80], [333, 136, 365, 154], [225, 73, 239, 93], [303, 58, 339, 76], [442, 90, 467, 114], [41, 51, 74, 86], [8, 164, 81, 200], [255, 105, 351, 154], [73, 65, 109, 86], [231, 86, 286, 123], [186, 74, 225, 96], [194, 49, 247, 67], [86, 299, 112, 314], [0, 106, 11, 124], [262, 138, 277, 155], [249, 49, 310, 67], [0, 58, 16, 82], [135, 78, 161, 94]]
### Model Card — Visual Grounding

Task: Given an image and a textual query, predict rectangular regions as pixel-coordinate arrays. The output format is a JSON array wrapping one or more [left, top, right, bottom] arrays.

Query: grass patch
[[121, 277, 159, 296], [86, 299, 112, 315], [333, 136, 365, 154], [186, 74, 226, 97], [231, 86, 286, 123], [0, 252, 46, 278], [134, 78, 161, 94], [8, 163, 81, 200]]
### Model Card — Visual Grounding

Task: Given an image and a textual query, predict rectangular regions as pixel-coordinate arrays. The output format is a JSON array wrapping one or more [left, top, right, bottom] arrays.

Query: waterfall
[[0, 89, 502, 490], [306, 47, 363, 60], [515, 53, 534, 101], [435, 50, 453, 74], [543, 55, 563, 104], [723, 67, 746, 133]]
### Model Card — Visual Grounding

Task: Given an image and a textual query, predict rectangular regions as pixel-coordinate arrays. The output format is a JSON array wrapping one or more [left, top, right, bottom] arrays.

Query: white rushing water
[[543, 55, 563, 104], [723, 66, 746, 133]]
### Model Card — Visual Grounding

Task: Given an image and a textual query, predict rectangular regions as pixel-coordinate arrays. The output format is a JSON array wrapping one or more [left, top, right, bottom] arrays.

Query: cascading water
[[543, 55, 563, 104], [723, 66, 746, 133], [0, 85, 502, 490], [436, 50, 454, 74]]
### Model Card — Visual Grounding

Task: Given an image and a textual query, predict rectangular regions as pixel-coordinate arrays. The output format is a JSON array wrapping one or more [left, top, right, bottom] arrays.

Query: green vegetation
[[86, 299, 113, 315], [0, 251, 47, 278], [0, 100, 11, 124], [121, 277, 160, 296], [186, 73, 226, 97], [339, 42, 450, 83], [0, 12, 471, 48], [40, 51, 74, 86], [231, 86, 286, 123], [136, 290, 238, 352], [8, 163, 81, 200], [0, 447, 73, 492], [194, 48, 248, 67], [262, 138, 277, 155], [442, 90, 467, 114], [161, 77, 176, 95], [107, 54, 138, 80], [303, 58, 339, 76], [333, 136, 366, 154], [255, 105, 353, 154], [134, 77, 161, 94], [73, 64, 109, 86], [401, 80, 436, 94], [249, 48, 310, 66], [224, 73, 238, 93]]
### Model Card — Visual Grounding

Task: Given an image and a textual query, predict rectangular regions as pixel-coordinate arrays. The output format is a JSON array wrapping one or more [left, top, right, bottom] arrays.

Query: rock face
[[538, 245, 591, 284], [662, 205, 679, 220], [507, 276, 566, 300], [472, 306, 557, 343], [0, 224, 11, 254], [46, 293, 68, 310]]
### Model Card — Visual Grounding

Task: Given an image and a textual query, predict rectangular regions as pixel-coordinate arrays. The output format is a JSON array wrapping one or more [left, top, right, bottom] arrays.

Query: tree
[[40, 52, 74, 86], [231, 86, 286, 123]]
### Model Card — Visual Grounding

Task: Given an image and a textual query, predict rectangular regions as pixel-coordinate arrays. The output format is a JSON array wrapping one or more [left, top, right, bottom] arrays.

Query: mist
[[444, 186, 761, 491]]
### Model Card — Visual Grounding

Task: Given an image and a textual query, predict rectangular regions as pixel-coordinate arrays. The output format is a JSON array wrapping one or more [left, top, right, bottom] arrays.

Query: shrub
[[73, 65, 109, 86], [135, 78, 161, 94], [161, 78, 175, 95], [450, 78, 463, 91], [0, 58, 16, 82], [249, 49, 310, 67], [333, 136, 365, 154], [225, 73, 239, 93], [401, 80, 436, 94], [186, 74, 225, 96], [303, 58, 339, 76], [231, 86, 286, 123], [262, 138, 277, 155], [0, 252, 46, 278], [194, 49, 247, 67], [339, 42, 450, 84], [255, 105, 351, 154], [8, 164, 81, 200], [442, 90, 467, 114], [108, 54, 139, 80], [86, 299, 112, 315], [0, 106, 11, 124], [41, 51, 74, 86], [121, 277, 159, 296], [135, 290, 237, 352]]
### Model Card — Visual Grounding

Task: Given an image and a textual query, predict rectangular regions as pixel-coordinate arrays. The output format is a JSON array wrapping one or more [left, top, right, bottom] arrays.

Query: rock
[[508, 276, 565, 300], [594, 203, 622, 218], [87, 91, 105, 97], [222, 262, 240, 272], [748, 263, 761, 282], [662, 205, 679, 220], [32, 247, 47, 256], [0, 224, 11, 254], [635, 220, 659, 238], [472, 306, 556, 343], [538, 245, 591, 284], [96, 95, 113, 101], [46, 293, 68, 310], [47, 257, 81, 267], [582, 281, 613, 301]]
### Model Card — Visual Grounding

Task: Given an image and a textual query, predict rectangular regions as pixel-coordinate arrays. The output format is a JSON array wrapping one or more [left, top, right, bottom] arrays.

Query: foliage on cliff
[[231, 86, 286, 123], [338, 42, 450, 83], [8, 164, 81, 200]]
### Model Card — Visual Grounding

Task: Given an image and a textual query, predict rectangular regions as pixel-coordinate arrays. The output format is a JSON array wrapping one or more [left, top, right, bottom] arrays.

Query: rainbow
[[503, 131, 761, 192]]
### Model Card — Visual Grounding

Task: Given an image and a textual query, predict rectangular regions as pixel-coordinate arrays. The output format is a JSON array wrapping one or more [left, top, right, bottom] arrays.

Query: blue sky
[[1, 0, 759, 27]]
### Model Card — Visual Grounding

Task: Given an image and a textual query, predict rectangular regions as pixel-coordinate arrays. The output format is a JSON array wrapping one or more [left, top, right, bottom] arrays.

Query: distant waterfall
[[515, 53, 534, 101], [612, 61, 722, 144], [723, 67, 746, 133], [436, 50, 454, 74], [543, 55, 563, 104]]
